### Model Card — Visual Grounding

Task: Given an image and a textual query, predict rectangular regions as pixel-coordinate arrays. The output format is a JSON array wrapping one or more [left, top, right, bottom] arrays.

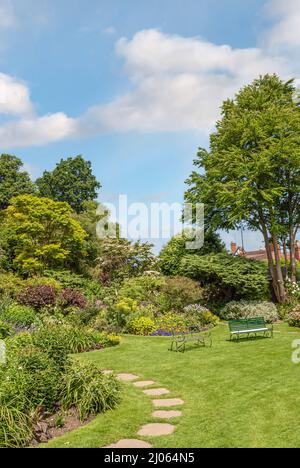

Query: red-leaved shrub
[[18, 285, 57, 310], [59, 288, 87, 311]]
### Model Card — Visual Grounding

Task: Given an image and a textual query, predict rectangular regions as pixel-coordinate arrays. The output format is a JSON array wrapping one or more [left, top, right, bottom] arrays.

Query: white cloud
[[265, 0, 300, 48], [0, 113, 76, 148], [103, 26, 116, 36], [79, 29, 289, 134], [0, 73, 33, 115]]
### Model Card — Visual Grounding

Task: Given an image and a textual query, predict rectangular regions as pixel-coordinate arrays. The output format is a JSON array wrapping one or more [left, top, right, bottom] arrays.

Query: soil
[[30, 407, 95, 446]]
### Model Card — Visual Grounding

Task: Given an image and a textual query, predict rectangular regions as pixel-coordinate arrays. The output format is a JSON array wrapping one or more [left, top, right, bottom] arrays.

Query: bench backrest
[[229, 317, 266, 332]]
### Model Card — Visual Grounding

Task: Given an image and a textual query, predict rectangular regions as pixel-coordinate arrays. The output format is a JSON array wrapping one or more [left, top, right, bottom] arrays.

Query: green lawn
[[44, 323, 300, 448]]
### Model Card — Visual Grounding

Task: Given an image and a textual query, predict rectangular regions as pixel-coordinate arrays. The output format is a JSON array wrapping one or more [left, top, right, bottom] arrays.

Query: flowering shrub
[[18, 285, 57, 310], [127, 316, 156, 336], [184, 304, 219, 327], [155, 312, 186, 334], [59, 288, 87, 312], [285, 279, 300, 302], [221, 301, 278, 324], [287, 305, 300, 328]]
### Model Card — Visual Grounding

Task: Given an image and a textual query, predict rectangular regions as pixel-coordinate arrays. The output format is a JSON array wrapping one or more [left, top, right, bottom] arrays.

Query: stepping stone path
[[117, 373, 139, 382], [138, 423, 175, 437], [133, 380, 155, 388], [105, 439, 153, 448], [152, 410, 182, 419], [101, 372, 185, 449], [153, 398, 184, 408], [143, 388, 170, 396]]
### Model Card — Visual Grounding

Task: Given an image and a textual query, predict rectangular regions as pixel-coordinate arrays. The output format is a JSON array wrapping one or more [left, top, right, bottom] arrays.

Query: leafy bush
[[0, 272, 25, 298], [180, 253, 270, 303], [0, 405, 33, 449], [61, 361, 120, 421], [0, 320, 12, 339], [183, 305, 219, 327], [44, 270, 104, 299], [119, 276, 165, 302], [287, 305, 300, 327], [1, 304, 38, 328], [18, 285, 57, 310], [127, 316, 156, 336], [59, 288, 87, 312], [158, 277, 203, 312], [155, 312, 186, 333], [221, 301, 278, 323]]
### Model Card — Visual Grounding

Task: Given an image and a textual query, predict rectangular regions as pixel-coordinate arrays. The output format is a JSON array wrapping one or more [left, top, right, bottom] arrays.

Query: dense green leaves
[[0, 154, 35, 210], [36, 156, 101, 213]]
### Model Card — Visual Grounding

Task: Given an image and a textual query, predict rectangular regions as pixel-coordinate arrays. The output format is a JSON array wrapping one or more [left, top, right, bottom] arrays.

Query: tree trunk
[[290, 227, 297, 283], [272, 234, 286, 303], [283, 240, 288, 280]]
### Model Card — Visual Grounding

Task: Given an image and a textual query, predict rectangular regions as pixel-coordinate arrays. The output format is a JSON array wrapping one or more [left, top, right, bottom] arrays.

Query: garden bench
[[229, 317, 273, 341], [169, 326, 212, 353]]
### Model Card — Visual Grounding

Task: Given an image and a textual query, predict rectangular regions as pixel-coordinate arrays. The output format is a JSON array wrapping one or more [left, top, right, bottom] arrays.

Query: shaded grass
[[43, 323, 300, 448]]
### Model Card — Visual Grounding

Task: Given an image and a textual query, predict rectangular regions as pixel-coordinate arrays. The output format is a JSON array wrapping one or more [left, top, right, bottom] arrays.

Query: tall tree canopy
[[0, 154, 35, 210], [36, 156, 101, 213], [185, 75, 300, 303], [0, 195, 87, 274]]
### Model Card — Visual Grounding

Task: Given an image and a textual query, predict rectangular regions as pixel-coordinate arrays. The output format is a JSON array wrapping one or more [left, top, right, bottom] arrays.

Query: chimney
[[231, 242, 237, 255]]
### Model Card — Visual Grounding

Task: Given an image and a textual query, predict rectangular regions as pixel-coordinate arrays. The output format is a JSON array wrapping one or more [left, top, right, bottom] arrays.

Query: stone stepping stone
[[138, 423, 175, 437], [152, 410, 182, 419], [153, 398, 184, 408], [102, 370, 113, 375], [117, 373, 139, 382], [133, 381, 155, 388], [104, 439, 152, 448], [143, 388, 170, 396]]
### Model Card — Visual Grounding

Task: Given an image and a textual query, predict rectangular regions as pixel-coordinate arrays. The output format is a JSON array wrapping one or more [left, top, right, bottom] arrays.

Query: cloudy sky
[[0, 0, 299, 250]]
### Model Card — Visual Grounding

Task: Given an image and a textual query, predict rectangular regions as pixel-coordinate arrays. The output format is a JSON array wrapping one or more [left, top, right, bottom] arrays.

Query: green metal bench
[[229, 317, 273, 341], [169, 326, 212, 353]]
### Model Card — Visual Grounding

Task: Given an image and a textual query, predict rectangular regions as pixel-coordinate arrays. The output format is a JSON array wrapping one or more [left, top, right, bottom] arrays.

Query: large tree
[[185, 75, 300, 303], [0, 195, 87, 274], [36, 156, 101, 213], [0, 154, 35, 210]]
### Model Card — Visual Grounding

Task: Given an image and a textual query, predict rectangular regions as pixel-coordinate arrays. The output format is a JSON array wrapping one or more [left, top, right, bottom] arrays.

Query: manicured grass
[[44, 323, 300, 448]]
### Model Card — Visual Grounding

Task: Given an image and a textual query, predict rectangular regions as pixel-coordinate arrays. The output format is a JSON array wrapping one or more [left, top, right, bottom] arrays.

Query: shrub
[[158, 277, 203, 312], [61, 361, 120, 421], [32, 325, 69, 371], [155, 312, 186, 333], [44, 270, 104, 299], [180, 253, 270, 303], [1, 304, 38, 328], [287, 305, 300, 327], [0, 405, 33, 449], [221, 301, 278, 323], [18, 285, 57, 310], [183, 305, 220, 327], [59, 289, 87, 312], [119, 276, 165, 302], [127, 316, 156, 336], [0, 320, 12, 339], [0, 273, 25, 299]]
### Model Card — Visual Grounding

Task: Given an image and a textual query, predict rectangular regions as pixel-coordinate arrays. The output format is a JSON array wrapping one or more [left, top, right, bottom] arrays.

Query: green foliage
[[183, 305, 220, 327], [221, 301, 279, 323], [126, 316, 156, 336], [36, 156, 101, 214], [0, 273, 25, 298], [43, 270, 104, 299], [180, 253, 269, 303], [159, 230, 225, 276], [155, 312, 186, 333], [0, 195, 87, 274], [0, 320, 12, 339], [119, 275, 165, 302], [0, 304, 38, 328], [0, 154, 35, 211], [0, 404, 33, 449], [158, 276, 203, 312], [61, 361, 120, 421]]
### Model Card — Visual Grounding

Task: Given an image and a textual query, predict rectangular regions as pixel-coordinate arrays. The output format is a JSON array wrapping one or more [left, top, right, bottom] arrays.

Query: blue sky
[[0, 0, 299, 251]]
